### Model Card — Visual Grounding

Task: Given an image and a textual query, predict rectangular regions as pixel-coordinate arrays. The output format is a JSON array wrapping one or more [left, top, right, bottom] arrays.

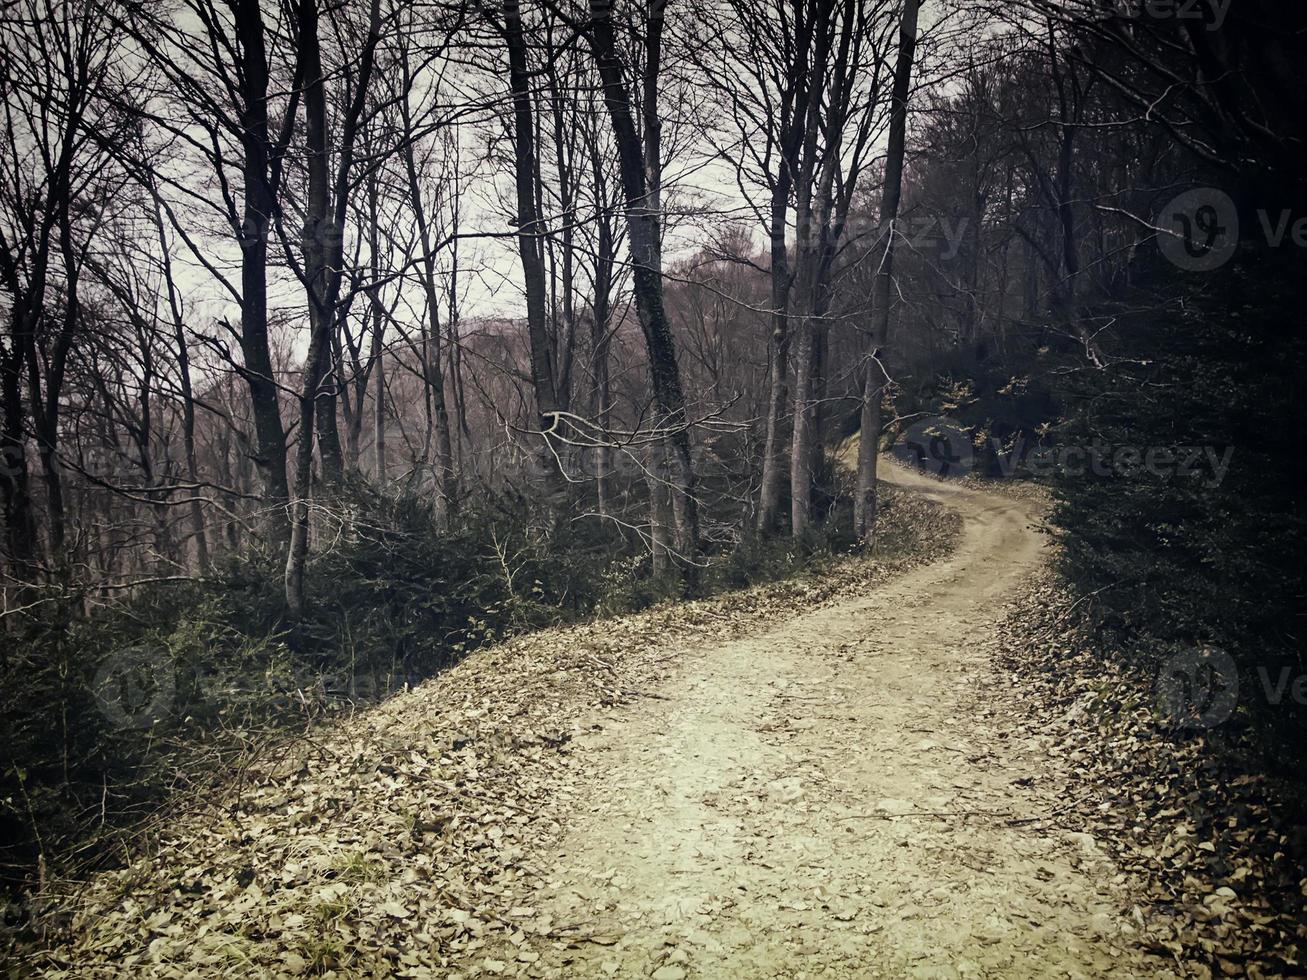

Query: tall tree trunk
[[285, 0, 381, 618], [757, 162, 797, 533], [149, 184, 209, 573], [583, 107, 615, 514], [549, 65, 578, 417], [373, 333, 386, 479], [446, 163, 472, 478], [1049, 27, 1082, 328], [590, 228, 614, 515], [503, 0, 560, 441], [232, 0, 291, 546], [398, 56, 455, 520], [786, 0, 837, 538], [368, 178, 388, 480], [285, 0, 332, 622], [586, 0, 699, 567], [29, 208, 87, 574], [0, 335, 37, 577], [855, 0, 920, 542], [17, 202, 88, 579], [753, 0, 820, 535]]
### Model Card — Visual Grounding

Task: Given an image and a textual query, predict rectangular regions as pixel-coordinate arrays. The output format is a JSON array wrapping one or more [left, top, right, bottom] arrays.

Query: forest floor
[[13, 463, 1207, 978]]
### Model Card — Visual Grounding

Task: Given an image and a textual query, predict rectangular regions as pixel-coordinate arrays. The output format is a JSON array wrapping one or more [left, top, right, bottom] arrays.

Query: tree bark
[[285, 0, 381, 619], [232, 0, 291, 546], [586, 116, 616, 514], [0, 332, 37, 577], [756, 112, 805, 532], [786, 0, 839, 538], [373, 328, 386, 480], [646, 440, 671, 576], [285, 0, 332, 622], [586, 0, 699, 566], [504, 0, 560, 438], [148, 180, 209, 573], [398, 50, 455, 520], [367, 176, 388, 481], [854, 0, 920, 542]]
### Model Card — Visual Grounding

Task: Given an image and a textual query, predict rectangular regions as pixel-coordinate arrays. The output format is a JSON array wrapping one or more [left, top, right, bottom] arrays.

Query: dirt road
[[480, 463, 1165, 979]]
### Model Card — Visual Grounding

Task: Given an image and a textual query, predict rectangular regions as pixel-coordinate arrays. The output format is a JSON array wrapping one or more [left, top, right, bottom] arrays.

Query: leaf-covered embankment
[[990, 574, 1307, 978], [6, 484, 959, 978]]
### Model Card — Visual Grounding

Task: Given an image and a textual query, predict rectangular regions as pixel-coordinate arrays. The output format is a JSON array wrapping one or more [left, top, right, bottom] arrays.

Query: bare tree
[[584, 0, 699, 565], [854, 0, 919, 541], [0, 0, 125, 580], [396, 30, 457, 519], [285, 0, 384, 621], [498, 0, 561, 435]]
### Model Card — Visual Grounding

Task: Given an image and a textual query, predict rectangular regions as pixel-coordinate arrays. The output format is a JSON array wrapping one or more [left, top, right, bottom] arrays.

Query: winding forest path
[[24, 464, 1177, 979], [468, 463, 1162, 979]]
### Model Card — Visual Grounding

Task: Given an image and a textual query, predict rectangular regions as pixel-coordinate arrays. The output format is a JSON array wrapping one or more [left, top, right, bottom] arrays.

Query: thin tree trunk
[[368, 178, 388, 480], [590, 247, 613, 515], [757, 160, 798, 533], [548, 62, 578, 417], [29, 208, 86, 571], [373, 334, 386, 479], [584, 109, 615, 514], [232, 0, 291, 546], [0, 334, 37, 577], [447, 161, 472, 477], [586, 0, 699, 567], [286, 0, 332, 622], [149, 184, 209, 573], [855, 0, 920, 542], [392, 55, 454, 514], [285, 0, 380, 619], [503, 0, 560, 436], [397, 67, 455, 519]]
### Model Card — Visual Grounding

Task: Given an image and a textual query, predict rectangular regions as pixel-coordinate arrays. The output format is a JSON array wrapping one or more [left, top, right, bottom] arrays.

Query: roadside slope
[[11, 480, 955, 978]]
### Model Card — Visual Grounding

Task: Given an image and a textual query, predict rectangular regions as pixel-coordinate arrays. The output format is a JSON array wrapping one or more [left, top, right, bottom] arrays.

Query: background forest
[[1, 0, 1304, 895]]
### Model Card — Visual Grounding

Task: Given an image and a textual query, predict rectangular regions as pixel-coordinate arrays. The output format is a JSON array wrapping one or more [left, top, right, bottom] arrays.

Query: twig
[[837, 808, 1017, 821]]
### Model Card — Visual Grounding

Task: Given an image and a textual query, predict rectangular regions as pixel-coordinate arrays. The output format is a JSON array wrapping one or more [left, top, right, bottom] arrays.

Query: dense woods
[[1, 0, 1304, 929]]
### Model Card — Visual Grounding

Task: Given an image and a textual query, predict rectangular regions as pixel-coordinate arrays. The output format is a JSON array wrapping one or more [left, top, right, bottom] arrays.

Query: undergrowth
[[0, 477, 935, 896]]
